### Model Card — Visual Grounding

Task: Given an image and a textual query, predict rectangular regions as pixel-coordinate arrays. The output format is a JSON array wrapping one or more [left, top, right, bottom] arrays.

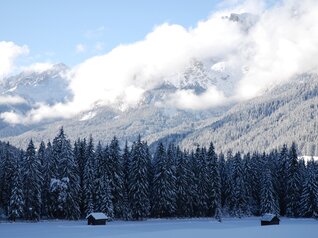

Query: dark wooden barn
[[261, 214, 280, 226], [86, 212, 109, 225]]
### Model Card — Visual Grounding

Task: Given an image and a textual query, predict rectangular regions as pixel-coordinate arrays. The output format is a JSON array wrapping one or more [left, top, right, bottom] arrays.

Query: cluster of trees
[[0, 128, 317, 221]]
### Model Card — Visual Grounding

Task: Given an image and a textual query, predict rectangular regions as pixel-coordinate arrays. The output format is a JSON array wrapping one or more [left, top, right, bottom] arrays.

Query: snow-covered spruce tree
[[128, 136, 150, 220], [277, 144, 289, 216], [108, 136, 125, 218], [23, 139, 42, 221], [38, 141, 49, 218], [59, 137, 80, 219], [230, 152, 248, 217], [165, 143, 177, 215], [260, 164, 279, 215], [0, 142, 15, 215], [8, 155, 24, 221], [243, 152, 258, 215], [299, 159, 318, 217], [218, 152, 227, 208], [152, 143, 176, 217], [83, 136, 95, 216], [45, 141, 57, 218], [267, 149, 281, 215], [176, 149, 193, 217], [122, 141, 132, 220], [285, 142, 302, 217], [195, 147, 209, 217], [206, 142, 221, 219], [94, 142, 114, 218], [73, 138, 86, 217], [223, 150, 234, 213], [49, 128, 80, 219]]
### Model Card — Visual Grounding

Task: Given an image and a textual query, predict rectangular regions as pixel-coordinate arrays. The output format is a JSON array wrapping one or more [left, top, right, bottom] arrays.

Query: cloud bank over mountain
[[2, 0, 318, 124]]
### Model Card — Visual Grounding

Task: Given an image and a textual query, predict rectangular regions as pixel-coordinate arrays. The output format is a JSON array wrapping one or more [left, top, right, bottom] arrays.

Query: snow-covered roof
[[261, 213, 278, 221], [86, 212, 108, 220]]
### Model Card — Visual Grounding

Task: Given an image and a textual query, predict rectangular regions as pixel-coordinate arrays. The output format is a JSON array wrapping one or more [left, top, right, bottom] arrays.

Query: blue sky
[[0, 0, 226, 66]]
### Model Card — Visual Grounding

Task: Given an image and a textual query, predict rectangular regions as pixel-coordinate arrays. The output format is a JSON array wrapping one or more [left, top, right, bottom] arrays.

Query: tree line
[[0, 127, 317, 221]]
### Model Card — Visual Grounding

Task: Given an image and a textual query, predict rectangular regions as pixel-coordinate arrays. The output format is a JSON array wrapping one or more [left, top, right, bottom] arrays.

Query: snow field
[[0, 217, 317, 238]]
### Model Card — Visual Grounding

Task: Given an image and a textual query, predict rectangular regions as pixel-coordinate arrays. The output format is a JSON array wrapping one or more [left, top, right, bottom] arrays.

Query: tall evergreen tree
[[277, 144, 289, 215], [23, 139, 42, 220], [108, 136, 125, 218], [218, 152, 227, 208], [299, 160, 318, 217], [207, 142, 221, 219], [83, 136, 95, 215], [38, 141, 49, 217], [95, 142, 114, 218], [129, 136, 150, 220], [230, 152, 248, 217], [152, 143, 176, 217], [260, 164, 279, 215], [285, 142, 302, 217], [73, 138, 87, 217], [195, 147, 209, 216], [122, 141, 132, 220], [50, 128, 80, 219], [0, 143, 15, 215], [8, 154, 24, 221]]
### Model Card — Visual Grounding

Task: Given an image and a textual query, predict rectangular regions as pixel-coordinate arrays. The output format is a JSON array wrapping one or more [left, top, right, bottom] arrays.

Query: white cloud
[[0, 111, 23, 124], [76, 43, 86, 53], [166, 86, 228, 110], [3, 0, 318, 124], [21, 62, 54, 73], [0, 95, 26, 105], [0, 41, 29, 79]]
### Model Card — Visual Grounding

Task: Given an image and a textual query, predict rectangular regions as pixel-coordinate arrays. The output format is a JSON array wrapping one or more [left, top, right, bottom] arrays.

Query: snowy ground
[[0, 217, 317, 238]]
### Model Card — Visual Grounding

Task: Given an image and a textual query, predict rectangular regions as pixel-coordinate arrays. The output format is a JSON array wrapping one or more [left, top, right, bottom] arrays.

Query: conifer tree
[[73, 138, 86, 217], [260, 165, 279, 215], [108, 136, 125, 218], [278, 144, 289, 215], [195, 147, 209, 216], [285, 142, 302, 217], [8, 155, 24, 221], [230, 152, 248, 217], [23, 139, 42, 220], [207, 142, 221, 219], [129, 136, 150, 220], [38, 141, 49, 217], [152, 143, 176, 217], [50, 128, 80, 219], [95, 142, 114, 218], [299, 160, 318, 217], [122, 141, 132, 220], [83, 136, 95, 215], [0, 143, 15, 215]]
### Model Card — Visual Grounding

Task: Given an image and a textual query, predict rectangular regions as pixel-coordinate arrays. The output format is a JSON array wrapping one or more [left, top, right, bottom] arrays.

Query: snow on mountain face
[[227, 13, 259, 32], [159, 58, 239, 99], [0, 63, 71, 105]]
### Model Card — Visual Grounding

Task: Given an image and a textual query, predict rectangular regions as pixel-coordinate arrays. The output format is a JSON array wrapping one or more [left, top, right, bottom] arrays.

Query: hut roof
[[261, 213, 278, 221], [86, 212, 108, 220]]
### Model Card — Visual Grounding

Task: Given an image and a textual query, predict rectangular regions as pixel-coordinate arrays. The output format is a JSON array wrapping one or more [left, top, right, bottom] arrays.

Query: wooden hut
[[261, 214, 280, 226], [86, 212, 109, 225]]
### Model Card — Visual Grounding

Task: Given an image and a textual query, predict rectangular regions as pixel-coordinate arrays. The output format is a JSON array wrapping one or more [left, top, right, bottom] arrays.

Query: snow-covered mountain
[[0, 63, 72, 137], [1, 68, 318, 156], [0, 63, 72, 105]]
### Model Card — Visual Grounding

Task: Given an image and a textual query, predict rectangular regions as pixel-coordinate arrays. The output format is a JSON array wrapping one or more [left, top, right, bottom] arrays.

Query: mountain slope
[[179, 73, 318, 155]]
